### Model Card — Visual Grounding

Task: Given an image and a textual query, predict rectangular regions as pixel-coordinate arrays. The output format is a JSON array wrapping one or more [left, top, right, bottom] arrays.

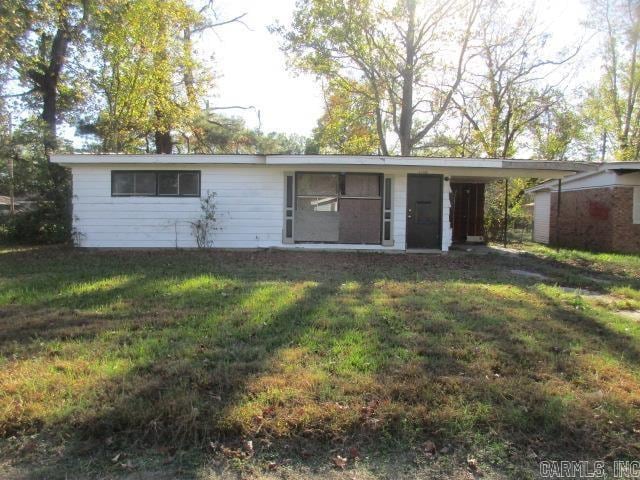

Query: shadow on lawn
[[0, 247, 639, 478]]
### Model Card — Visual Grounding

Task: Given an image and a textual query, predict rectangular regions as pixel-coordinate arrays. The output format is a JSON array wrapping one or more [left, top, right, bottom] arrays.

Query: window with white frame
[[633, 186, 640, 224]]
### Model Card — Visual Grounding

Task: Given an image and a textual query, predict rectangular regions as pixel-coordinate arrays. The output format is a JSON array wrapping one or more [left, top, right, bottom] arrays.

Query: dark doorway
[[451, 183, 485, 243], [406, 174, 442, 249]]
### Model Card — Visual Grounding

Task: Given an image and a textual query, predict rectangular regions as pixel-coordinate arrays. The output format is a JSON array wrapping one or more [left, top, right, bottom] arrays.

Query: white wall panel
[[533, 191, 551, 244]]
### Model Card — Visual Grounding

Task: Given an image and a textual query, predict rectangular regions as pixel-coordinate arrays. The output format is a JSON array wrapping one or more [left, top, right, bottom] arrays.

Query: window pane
[[296, 173, 338, 196], [158, 172, 179, 195], [135, 172, 156, 195], [179, 172, 199, 196], [384, 178, 392, 209], [286, 176, 293, 208], [297, 196, 338, 212], [344, 174, 380, 197], [112, 172, 134, 195]]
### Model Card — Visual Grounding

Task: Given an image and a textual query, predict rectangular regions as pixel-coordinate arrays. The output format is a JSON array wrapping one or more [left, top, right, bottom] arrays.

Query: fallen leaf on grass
[[267, 461, 278, 471], [111, 452, 121, 463], [439, 444, 452, 454], [332, 455, 348, 469], [422, 440, 437, 457], [348, 447, 361, 459], [19, 441, 37, 454], [243, 440, 254, 456]]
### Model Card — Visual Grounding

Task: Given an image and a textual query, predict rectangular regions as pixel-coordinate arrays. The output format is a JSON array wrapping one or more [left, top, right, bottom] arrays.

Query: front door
[[406, 174, 442, 249], [451, 183, 485, 243]]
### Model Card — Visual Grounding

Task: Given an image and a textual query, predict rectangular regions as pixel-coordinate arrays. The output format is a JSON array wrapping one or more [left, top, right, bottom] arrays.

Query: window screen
[[112, 172, 135, 195], [179, 172, 199, 196], [135, 172, 156, 195], [344, 174, 380, 197], [112, 171, 156, 196], [111, 171, 200, 197], [158, 172, 179, 195], [296, 173, 338, 196], [294, 172, 382, 244]]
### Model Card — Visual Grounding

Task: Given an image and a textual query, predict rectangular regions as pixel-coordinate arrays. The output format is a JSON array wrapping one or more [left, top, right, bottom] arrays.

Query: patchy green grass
[[0, 245, 639, 479]]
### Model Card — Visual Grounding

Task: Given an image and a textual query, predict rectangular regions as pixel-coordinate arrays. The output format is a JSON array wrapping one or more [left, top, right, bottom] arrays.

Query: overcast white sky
[[197, 0, 597, 137]]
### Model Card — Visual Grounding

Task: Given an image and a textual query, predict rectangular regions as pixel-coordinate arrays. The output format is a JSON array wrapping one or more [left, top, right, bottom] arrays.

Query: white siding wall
[[73, 165, 285, 248], [71, 165, 418, 250], [533, 191, 551, 244]]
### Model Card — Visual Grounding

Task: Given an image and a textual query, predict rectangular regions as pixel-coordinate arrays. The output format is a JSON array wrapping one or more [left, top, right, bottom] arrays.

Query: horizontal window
[[111, 171, 200, 197]]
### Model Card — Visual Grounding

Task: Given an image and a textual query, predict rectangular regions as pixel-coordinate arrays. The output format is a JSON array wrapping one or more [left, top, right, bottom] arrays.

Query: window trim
[[111, 170, 201, 197]]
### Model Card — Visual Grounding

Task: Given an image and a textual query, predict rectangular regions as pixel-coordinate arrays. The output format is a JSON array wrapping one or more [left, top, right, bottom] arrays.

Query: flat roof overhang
[[51, 154, 595, 179]]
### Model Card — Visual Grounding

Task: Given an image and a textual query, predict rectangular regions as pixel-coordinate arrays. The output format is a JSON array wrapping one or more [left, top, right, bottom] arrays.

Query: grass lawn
[[1, 244, 639, 479]]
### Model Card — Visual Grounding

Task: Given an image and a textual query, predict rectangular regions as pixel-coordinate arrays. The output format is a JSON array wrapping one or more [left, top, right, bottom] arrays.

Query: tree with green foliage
[[311, 79, 380, 155], [530, 98, 587, 161], [453, 0, 578, 159], [0, 0, 92, 242], [586, 0, 640, 161], [185, 110, 307, 154], [0, 0, 91, 153], [91, 0, 208, 153], [274, 0, 481, 155]]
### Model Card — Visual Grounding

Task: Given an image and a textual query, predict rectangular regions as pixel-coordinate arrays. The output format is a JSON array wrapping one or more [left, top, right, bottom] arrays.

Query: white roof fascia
[[50, 154, 591, 178], [51, 154, 265, 165]]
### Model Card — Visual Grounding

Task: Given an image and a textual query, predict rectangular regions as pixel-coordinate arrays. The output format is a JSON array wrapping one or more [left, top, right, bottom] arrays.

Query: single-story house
[[527, 162, 640, 253], [52, 154, 591, 251]]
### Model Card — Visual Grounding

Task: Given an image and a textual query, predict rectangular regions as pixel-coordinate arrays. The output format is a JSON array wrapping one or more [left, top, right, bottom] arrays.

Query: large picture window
[[294, 172, 382, 244], [111, 171, 200, 197]]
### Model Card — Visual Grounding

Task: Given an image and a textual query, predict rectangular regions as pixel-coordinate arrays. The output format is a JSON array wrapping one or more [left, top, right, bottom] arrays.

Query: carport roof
[[526, 161, 640, 193]]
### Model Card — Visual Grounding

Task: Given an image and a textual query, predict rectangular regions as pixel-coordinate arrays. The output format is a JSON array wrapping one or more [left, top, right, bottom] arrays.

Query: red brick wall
[[610, 187, 640, 253], [549, 187, 639, 253]]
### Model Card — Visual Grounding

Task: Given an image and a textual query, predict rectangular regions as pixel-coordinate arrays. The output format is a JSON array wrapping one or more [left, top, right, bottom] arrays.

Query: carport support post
[[503, 179, 509, 247], [555, 178, 562, 252]]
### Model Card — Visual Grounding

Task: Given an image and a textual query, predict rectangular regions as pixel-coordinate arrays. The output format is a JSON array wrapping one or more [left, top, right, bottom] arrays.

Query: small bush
[[0, 202, 70, 245]]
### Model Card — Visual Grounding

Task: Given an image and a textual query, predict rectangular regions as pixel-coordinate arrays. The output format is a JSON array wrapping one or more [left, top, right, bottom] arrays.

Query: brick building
[[527, 163, 640, 254]]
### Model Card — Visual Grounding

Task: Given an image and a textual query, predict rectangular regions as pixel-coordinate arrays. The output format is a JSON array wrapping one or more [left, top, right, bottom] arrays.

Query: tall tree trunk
[[398, 0, 416, 156], [29, 28, 71, 156], [155, 125, 173, 154]]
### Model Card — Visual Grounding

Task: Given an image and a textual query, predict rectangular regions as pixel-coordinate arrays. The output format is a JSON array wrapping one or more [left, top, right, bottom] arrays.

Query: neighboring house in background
[[0, 196, 37, 216], [527, 162, 640, 253], [51, 154, 588, 251]]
